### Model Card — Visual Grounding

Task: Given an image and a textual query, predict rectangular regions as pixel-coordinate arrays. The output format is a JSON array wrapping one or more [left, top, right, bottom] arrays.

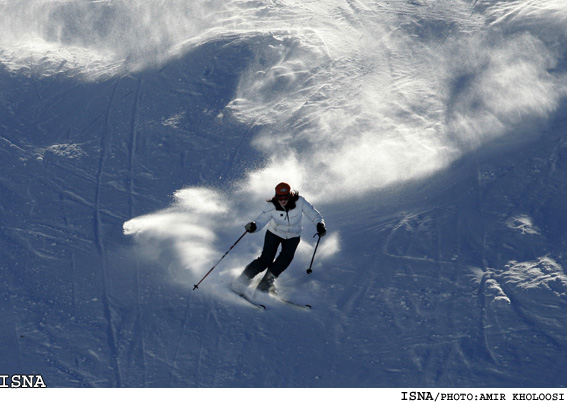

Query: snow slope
[[1, 0, 566, 388]]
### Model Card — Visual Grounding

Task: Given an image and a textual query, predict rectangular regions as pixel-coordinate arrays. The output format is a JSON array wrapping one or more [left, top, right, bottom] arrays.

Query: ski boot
[[231, 272, 252, 295], [256, 271, 278, 295]]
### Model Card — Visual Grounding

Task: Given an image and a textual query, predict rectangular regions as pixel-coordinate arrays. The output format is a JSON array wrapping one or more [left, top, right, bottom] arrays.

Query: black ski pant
[[243, 230, 300, 279]]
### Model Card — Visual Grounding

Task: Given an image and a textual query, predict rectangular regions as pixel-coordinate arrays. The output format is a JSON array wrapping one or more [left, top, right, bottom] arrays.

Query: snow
[[1, 0, 566, 394]]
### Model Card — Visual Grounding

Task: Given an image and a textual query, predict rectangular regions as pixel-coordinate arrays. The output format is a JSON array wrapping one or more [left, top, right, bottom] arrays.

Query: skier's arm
[[301, 197, 325, 232], [249, 203, 275, 233]]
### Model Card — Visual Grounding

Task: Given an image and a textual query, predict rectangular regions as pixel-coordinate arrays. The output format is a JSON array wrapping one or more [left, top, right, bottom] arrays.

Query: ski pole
[[306, 233, 321, 274], [193, 230, 247, 290]]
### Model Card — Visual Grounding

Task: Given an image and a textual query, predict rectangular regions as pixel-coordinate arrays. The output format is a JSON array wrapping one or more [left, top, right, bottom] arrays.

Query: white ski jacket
[[253, 195, 324, 239]]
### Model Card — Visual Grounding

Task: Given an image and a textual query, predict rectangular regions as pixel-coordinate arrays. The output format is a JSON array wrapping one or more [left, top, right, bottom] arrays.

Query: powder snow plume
[[63, 0, 565, 284]]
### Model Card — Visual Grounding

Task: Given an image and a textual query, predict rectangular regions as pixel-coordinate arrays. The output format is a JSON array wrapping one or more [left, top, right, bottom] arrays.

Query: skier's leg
[[257, 236, 300, 294], [245, 231, 281, 276], [234, 231, 280, 293], [269, 236, 300, 277]]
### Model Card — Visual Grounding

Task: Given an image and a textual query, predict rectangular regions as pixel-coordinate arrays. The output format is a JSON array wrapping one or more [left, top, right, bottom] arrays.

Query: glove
[[245, 222, 257, 233], [316, 222, 326, 237]]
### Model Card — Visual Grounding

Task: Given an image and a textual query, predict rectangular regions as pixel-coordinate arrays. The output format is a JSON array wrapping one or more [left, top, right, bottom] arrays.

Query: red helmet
[[275, 182, 291, 200]]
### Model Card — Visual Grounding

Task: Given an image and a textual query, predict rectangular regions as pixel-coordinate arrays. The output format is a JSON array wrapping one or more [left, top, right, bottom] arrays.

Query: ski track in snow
[[0, 0, 567, 388], [96, 77, 122, 387]]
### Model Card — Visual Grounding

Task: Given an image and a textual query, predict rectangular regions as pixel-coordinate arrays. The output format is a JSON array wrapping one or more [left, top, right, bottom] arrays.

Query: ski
[[278, 298, 312, 310], [229, 288, 266, 310], [228, 285, 310, 310]]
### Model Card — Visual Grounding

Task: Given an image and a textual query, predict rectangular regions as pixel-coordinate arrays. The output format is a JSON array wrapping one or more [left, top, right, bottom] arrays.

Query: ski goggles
[[276, 193, 290, 200]]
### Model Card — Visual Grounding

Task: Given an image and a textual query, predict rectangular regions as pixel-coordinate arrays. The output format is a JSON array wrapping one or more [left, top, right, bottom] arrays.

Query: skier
[[232, 182, 326, 295]]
